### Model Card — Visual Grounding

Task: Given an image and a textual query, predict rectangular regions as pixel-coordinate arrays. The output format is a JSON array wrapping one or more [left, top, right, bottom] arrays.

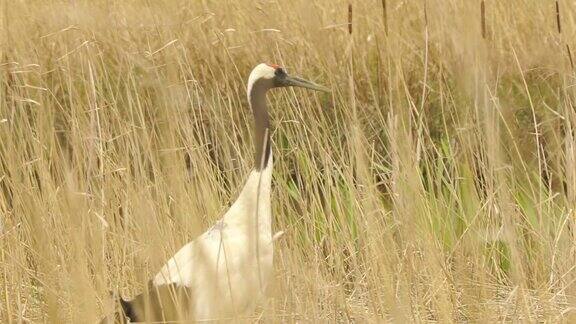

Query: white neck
[[224, 152, 273, 235]]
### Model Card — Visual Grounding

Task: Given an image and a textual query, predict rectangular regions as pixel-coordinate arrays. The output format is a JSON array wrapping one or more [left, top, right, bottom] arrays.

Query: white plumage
[[103, 63, 328, 323], [153, 153, 274, 320]]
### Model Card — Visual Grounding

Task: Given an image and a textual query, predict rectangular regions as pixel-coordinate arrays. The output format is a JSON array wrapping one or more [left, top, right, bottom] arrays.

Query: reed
[[1, 0, 575, 322]]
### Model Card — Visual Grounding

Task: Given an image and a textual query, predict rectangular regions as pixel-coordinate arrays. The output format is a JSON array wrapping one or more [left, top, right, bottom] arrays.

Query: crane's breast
[[152, 221, 273, 320]]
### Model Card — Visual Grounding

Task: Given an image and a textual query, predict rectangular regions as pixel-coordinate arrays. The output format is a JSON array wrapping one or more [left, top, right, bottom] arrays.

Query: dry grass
[[2, 0, 576, 322]]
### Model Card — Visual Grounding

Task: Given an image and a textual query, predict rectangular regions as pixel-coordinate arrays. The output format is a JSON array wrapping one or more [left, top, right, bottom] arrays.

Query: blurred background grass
[[1, 0, 576, 322]]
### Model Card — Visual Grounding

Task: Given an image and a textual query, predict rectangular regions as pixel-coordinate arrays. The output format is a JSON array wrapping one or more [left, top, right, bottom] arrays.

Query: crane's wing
[[152, 220, 228, 287], [102, 282, 194, 323]]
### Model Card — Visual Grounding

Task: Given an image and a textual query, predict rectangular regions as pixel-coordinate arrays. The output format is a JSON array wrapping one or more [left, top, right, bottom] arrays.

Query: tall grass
[[1, 0, 576, 322]]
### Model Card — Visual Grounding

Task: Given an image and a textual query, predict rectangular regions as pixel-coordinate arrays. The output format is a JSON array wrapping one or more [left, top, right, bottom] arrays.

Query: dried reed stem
[[556, 1, 561, 34], [481, 0, 486, 39], [348, 3, 353, 35], [382, 0, 388, 36]]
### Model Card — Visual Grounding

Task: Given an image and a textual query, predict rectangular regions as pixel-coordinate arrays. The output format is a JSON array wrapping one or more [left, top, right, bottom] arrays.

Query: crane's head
[[248, 63, 330, 93]]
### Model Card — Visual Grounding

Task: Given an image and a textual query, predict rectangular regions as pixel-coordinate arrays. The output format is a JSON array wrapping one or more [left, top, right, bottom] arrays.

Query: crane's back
[[152, 153, 274, 321]]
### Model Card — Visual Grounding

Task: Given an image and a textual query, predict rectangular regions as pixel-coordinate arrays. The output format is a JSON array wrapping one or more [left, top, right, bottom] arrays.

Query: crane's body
[[152, 153, 274, 320], [102, 63, 328, 323]]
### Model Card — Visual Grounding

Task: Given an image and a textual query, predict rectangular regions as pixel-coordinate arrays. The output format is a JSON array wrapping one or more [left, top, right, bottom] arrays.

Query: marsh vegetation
[[1, 0, 576, 322]]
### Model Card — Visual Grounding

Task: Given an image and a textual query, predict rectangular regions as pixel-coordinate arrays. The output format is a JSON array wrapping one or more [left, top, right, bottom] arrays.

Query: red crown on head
[[266, 63, 281, 69]]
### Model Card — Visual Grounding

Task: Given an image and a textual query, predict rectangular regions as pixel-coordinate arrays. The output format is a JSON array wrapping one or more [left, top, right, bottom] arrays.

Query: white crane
[[103, 63, 329, 323]]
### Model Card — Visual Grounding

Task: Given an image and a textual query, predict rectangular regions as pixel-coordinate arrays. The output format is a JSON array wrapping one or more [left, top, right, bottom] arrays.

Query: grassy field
[[2, 0, 576, 322]]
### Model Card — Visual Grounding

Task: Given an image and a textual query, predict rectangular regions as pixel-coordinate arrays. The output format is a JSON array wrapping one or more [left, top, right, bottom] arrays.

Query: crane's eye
[[274, 68, 286, 77]]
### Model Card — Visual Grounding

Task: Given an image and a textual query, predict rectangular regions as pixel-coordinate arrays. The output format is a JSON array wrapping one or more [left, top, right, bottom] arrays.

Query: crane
[[102, 63, 329, 323]]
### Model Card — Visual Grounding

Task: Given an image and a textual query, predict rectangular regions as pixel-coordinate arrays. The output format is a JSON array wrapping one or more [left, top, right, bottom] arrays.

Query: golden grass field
[[2, 0, 576, 322]]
